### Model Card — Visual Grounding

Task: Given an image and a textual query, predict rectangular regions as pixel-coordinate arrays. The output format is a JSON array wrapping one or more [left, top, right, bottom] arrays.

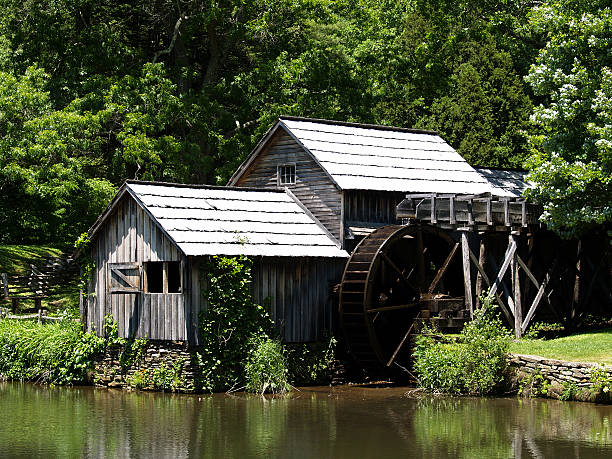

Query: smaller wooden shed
[[83, 181, 348, 344]]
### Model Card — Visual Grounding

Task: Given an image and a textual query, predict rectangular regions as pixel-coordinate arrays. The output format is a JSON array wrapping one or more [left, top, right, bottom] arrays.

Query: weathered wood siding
[[235, 129, 343, 241], [344, 190, 406, 226], [86, 195, 196, 341], [193, 256, 344, 343], [252, 257, 345, 342]]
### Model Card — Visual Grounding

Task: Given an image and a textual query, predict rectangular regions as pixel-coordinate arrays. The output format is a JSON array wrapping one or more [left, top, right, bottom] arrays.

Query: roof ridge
[[279, 115, 438, 136], [125, 179, 286, 193]]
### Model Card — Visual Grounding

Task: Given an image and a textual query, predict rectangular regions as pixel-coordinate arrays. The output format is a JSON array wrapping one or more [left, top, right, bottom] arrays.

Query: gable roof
[[89, 181, 348, 258], [229, 117, 518, 197]]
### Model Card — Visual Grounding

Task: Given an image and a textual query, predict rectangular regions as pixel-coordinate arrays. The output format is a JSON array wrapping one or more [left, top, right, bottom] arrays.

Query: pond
[[0, 383, 610, 458]]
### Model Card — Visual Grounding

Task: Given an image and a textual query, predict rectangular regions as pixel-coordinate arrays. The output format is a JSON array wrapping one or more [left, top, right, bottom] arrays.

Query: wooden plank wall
[[235, 129, 343, 241], [86, 195, 193, 341], [251, 257, 345, 342], [344, 190, 406, 226]]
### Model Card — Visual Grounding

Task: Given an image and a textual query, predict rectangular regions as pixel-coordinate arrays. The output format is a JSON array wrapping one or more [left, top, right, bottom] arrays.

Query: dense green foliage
[[525, 1, 612, 237], [0, 0, 553, 245], [0, 319, 104, 384], [197, 255, 274, 392], [286, 335, 337, 385], [197, 255, 335, 392], [244, 335, 290, 394], [413, 301, 511, 395]]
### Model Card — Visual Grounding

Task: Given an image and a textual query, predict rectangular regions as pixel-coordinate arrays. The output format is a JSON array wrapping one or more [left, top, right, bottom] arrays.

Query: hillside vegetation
[[0, 0, 608, 246]]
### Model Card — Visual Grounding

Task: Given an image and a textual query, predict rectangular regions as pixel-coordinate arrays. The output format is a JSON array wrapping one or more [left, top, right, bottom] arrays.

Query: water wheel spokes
[[339, 224, 465, 370]]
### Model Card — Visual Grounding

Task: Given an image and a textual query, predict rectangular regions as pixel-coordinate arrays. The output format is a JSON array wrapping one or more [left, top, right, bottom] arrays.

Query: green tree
[[525, 2, 612, 237]]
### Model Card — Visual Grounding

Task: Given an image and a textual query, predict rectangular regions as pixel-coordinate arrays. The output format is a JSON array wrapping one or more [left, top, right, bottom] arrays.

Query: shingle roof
[[95, 182, 348, 258], [279, 117, 515, 196], [474, 168, 529, 198], [230, 117, 523, 197]]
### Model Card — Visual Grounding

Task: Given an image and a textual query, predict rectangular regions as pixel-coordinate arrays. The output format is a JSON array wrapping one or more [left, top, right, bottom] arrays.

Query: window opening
[[167, 262, 181, 293], [144, 261, 182, 293], [145, 262, 164, 293], [278, 164, 296, 185]]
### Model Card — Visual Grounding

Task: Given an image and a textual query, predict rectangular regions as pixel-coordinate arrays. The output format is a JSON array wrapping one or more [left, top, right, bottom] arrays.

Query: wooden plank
[[487, 250, 516, 315], [449, 196, 455, 225], [468, 247, 513, 324], [137, 205, 144, 263], [489, 240, 516, 299], [521, 261, 556, 334], [510, 234, 522, 338], [428, 242, 460, 294], [164, 295, 171, 340], [475, 237, 486, 308], [461, 232, 473, 317]]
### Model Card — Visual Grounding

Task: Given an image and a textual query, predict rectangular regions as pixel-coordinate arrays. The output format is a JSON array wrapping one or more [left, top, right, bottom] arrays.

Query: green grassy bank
[[0, 244, 79, 315], [510, 328, 612, 365]]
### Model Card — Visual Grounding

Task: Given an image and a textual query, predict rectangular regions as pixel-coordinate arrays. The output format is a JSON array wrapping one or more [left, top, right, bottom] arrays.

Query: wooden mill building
[[84, 116, 612, 362], [228, 116, 520, 250], [84, 182, 348, 343]]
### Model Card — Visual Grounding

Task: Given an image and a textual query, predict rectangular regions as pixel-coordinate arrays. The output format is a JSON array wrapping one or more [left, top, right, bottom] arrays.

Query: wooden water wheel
[[339, 224, 467, 370]]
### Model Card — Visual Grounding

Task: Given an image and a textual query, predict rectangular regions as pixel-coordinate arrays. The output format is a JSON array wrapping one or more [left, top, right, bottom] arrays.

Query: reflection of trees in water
[[412, 397, 611, 458], [0, 384, 610, 458]]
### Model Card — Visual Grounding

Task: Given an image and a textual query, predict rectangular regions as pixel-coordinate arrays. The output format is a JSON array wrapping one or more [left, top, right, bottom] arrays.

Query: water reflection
[[0, 383, 610, 458]]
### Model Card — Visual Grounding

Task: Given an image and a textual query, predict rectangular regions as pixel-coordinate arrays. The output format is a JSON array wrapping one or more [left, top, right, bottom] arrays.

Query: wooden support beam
[[467, 200, 474, 225], [488, 249, 516, 315], [430, 195, 437, 224], [461, 232, 473, 318], [510, 234, 522, 338], [449, 196, 456, 225], [428, 242, 460, 294], [504, 200, 510, 226], [468, 246, 513, 324], [521, 259, 558, 334], [1, 273, 8, 299], [416, 228, 426, 290], [489, 240, 516, 299], [474, 237, 486, 308]]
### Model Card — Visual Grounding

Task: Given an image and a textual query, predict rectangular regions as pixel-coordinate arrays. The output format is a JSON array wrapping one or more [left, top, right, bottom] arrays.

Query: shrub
[[588, 367, 612, 403], [0, 319, 104, 384], [245, 336, 290, 394], [286, 334, 337, 385], [197, 255, 274, 391], [413, 297, 511, 395]]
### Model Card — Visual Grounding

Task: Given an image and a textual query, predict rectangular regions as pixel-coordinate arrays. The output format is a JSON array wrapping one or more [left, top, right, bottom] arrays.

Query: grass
[[0, 245, 64, 276], [0, 245, 79, 315], [510, 328, 612, 365]]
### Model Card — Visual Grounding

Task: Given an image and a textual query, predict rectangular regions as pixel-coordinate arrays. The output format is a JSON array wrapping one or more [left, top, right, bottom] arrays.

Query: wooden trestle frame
[[339, 192, 610, 370], [396, 193, 610, 338]]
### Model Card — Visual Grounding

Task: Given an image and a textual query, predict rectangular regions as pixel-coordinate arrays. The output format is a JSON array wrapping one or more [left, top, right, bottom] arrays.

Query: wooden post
[[511, 233, 522, 338], [430, 195, 437, 224], [475, 235, 486, 309], [1, 273, 8, 299], [416, 228, 426, 290], [461, 231, 473, 318]]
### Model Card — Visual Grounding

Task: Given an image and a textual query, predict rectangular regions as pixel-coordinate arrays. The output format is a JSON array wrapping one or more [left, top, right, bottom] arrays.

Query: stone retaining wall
[[93, 341, 200, 392], [508, 353, 611, 387]]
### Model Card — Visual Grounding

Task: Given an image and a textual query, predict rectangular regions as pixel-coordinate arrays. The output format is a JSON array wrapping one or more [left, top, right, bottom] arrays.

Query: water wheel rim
[[340, 224, 458, 367]]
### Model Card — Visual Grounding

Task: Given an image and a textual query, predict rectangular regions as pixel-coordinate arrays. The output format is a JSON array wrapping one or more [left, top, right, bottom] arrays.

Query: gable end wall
[[234, 129, 342, 241]]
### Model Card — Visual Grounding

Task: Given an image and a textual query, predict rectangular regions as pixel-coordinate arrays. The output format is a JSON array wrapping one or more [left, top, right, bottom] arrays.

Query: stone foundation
[[509, 353, 611, 388], [93, 341, 201, 392]]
